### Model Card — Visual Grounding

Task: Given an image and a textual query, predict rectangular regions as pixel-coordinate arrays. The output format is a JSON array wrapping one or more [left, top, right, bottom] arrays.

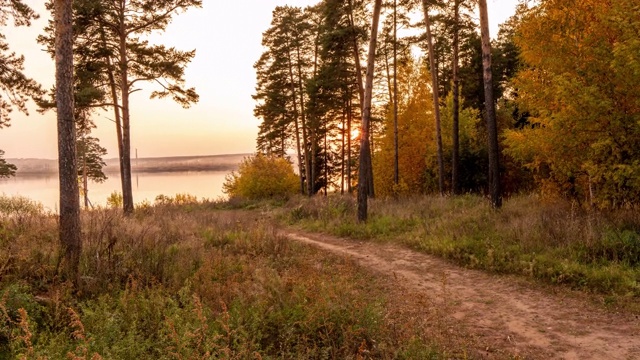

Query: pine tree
[[54, 0, 82, 283], [357, 0, 382, 222], [44, 0, 201, 214]]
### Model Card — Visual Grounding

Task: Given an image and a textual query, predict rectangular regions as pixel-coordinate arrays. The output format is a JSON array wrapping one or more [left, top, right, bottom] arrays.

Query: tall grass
[[0, 197, 445, 358], [285, 194, 640, 301]]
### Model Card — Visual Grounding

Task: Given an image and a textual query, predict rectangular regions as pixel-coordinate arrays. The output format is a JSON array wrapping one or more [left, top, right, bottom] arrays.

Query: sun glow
[[351, 128, 361, 140]]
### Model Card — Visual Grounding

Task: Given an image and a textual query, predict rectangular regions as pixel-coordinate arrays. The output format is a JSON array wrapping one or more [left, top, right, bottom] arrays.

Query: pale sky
[[0, 0, 517, 159]]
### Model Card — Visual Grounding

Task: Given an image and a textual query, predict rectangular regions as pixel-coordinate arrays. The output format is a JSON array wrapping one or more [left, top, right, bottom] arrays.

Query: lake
[[0, 171, 230, 212]]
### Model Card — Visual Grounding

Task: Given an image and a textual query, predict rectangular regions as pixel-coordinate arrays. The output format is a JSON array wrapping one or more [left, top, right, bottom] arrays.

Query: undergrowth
[[0, 197, 445, 359], [284, 194, 640, 304]]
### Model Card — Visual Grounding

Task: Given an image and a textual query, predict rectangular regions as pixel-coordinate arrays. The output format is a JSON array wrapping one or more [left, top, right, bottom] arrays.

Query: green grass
[[0, 196, 451, 359], [283, 194, 640, 303]]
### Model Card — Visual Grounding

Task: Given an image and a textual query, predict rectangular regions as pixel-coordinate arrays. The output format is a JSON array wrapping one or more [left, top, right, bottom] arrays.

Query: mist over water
[[0, 171, 228, 211]]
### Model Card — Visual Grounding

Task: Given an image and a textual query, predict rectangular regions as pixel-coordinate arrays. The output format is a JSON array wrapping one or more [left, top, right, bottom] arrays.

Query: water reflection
[[0, 171, 228, 211]]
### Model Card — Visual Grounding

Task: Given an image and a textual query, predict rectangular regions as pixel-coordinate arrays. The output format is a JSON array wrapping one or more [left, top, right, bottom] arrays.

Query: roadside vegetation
[[284, 194, 640, 309], [0, 194, 448, 359]]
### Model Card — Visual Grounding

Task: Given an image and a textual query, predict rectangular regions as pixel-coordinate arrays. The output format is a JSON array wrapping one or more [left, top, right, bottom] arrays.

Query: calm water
[[0, 171, 229, 211]]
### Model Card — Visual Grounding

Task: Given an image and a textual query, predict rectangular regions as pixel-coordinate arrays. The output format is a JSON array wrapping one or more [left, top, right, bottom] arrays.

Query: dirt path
[[283, 231, 640, 359]]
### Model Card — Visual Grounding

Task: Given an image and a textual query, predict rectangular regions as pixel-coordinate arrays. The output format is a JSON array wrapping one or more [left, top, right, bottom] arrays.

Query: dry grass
[[284, 194, 640, 305], [0, 198, 447, 358]]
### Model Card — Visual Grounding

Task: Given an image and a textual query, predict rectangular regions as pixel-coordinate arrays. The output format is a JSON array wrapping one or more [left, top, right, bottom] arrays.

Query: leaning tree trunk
[[422, 0, 445, 195], [54, 0, 81, 283], [357, 0, 382, 222], [478, 0, 502, 208], [452, 0, 461, 195]]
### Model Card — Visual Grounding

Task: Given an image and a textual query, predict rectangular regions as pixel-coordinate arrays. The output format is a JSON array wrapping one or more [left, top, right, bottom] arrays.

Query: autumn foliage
[[223, 154, 299, 200], [504, 0, 640, 207]]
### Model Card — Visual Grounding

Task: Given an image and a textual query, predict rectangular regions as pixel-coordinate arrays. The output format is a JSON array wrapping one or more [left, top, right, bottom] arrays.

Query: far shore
[[6, 153, 250, 176]]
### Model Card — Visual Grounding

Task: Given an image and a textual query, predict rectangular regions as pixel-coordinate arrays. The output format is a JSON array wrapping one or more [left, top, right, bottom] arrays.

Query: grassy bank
[[284, 195, 640, 305], [0, 197, 452, 359]]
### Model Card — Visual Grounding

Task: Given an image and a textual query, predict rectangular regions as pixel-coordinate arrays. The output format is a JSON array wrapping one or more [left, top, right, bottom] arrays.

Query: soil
[[283, 231, 640, 359]]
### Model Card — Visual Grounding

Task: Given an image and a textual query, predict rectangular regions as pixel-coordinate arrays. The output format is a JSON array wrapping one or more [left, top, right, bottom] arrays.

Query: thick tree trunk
[[478, 0, 502, 208], [393, 0, 399, 188], [452, 0, 460, 195], [422, 0, 445, 196], [347, 0, 374, 198], [54, 0, 81, 283], [357, 0, 382, 222]]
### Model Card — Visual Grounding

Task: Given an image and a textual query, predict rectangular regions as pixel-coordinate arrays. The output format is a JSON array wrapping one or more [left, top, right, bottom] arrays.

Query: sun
[[351, 128, 361, 140]]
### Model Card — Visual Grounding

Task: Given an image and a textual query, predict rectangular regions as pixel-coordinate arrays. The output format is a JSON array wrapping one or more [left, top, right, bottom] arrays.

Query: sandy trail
[[284, 231, 640, 359]]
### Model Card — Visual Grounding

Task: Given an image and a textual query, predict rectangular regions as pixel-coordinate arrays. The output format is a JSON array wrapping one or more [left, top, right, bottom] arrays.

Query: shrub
[[106, 192, 123, 209], [223, 154, 299, 200]]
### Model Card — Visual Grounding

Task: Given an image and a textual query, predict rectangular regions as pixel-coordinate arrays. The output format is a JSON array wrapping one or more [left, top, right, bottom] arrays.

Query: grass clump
[[284, 194, 640, 301], [0, 202, 444, 358]]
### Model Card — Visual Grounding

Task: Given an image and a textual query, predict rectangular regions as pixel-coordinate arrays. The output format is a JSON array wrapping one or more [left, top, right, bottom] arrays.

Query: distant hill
[[7, 154, 251, 175]]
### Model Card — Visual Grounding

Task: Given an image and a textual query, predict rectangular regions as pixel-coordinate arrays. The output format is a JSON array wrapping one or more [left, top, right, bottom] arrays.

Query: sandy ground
[[284, 231, 640, 359]]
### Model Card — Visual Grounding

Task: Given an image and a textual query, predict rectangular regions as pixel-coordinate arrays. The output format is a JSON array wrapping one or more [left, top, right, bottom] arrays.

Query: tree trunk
[[83, 151, 89, 209], [118, 10, 134, 215], [347, 96, 352, 193], [54, 0, 81, 283], [357, 0, 382, 222], [393, 0, 399, 188], [478, 0, 502, 208], [341, 106, 345, 194], [99, 26, 126, 208], [286, 47, 305, 194], [422, 0, 445, 196], [348, 0, 374, 198], [452, 0, 460, 195], [296, 46, 312, 197]]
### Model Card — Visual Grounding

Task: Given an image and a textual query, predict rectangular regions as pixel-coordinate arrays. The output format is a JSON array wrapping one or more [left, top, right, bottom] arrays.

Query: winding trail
[[284, 231, 640, 359]]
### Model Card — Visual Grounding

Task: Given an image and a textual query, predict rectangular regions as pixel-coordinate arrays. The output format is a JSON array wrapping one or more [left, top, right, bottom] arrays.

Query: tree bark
[[99, 26, 126, 208], [118, 5, 134, 215], [452, 0, 461, 195], [422, 0, 445, 196], [357, 0, 382, 222], [393, 0, 399, 188], [54, 0, 81, 283], [478, 0, 502, 208], [347, 96, 352, 193], [295, 46, 312, 197], [286, 46, 305, 194]]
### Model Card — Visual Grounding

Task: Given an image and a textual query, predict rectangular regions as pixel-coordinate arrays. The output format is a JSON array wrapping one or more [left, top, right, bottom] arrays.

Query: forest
[[251, 0, 640, 211], [1, 0, 640, 358]]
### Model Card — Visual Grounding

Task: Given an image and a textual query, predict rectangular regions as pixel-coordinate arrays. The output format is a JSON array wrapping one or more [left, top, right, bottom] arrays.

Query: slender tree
[[478, 0, 501, 208], [421, 0, 444, 195], [357, 0, 382, 222], [451, 0, 460, 195], [54, 0, 82, 282], [392, 0, 399, 188]]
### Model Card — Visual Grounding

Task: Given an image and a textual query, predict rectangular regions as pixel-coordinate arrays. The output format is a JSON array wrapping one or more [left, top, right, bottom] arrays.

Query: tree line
[[253, 0, 639, 217], [254, 0, 510, 220]]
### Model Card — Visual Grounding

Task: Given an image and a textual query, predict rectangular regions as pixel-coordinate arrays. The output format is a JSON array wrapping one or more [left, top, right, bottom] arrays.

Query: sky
[[0, 0, 518, 159]]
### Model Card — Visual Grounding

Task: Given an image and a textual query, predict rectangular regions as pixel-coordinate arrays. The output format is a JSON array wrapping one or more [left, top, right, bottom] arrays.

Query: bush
[[223, 154, 299, 200]]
